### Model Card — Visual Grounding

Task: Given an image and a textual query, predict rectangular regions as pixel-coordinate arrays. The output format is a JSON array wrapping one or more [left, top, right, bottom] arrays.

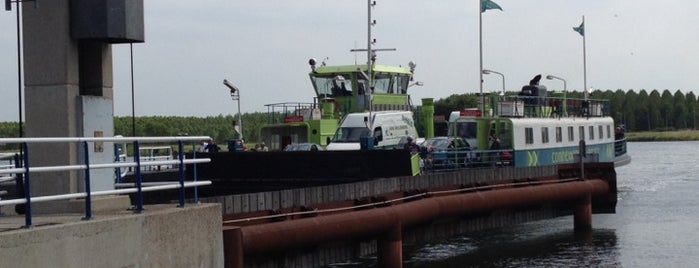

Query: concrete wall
[[0, 204, 223, 268]]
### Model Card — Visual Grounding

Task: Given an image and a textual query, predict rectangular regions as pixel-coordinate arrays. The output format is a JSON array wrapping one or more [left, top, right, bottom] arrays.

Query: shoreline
[[627, 129, 699, 142]]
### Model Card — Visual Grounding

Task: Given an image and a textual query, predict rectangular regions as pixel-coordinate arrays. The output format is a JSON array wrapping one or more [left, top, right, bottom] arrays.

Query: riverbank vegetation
[[626, 130, 699, 142]]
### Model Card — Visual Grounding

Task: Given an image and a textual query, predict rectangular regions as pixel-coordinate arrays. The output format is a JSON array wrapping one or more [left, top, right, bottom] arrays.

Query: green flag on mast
[[573, 21, 584, 36], [481, 0, 502, 13]]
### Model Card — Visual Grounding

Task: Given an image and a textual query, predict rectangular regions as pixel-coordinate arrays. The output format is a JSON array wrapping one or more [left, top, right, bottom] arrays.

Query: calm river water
[[333, 141, 699, 267]]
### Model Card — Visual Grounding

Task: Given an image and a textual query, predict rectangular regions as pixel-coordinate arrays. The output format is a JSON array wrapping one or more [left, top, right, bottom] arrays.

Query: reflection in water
[[404, 224, 619, 268], [329, 220, 620, 268]]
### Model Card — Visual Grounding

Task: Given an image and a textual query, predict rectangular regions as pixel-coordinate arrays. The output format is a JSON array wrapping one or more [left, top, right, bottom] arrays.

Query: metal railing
[[499, 95, 610, 118], [420, 148, 514, 172], [0, 136, 213, 227]]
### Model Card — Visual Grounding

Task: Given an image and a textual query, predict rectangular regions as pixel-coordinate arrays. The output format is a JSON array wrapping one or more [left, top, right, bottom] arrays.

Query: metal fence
[[0, 136, 212, 227]]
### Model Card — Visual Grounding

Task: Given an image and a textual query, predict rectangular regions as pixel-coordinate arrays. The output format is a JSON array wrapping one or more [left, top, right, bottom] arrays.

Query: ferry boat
[[445, 75, 631, 168], [259, 1, 420, 151]]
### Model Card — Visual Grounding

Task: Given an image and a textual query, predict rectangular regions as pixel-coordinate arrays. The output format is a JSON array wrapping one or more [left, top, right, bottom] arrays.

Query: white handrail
[[0, 158, 210, 175], [0, 136, 211, 143], [0, 181, 212, 206]]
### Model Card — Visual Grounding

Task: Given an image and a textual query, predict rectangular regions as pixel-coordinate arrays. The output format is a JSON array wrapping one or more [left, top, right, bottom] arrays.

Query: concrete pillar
[[574, 194, 592, 231], [22, 0, 115, 201], [377, 222, 402, 268]]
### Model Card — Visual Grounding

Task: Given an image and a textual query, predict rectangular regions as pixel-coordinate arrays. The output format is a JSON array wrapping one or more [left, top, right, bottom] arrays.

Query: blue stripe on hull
[[513, 143, 615, 167]]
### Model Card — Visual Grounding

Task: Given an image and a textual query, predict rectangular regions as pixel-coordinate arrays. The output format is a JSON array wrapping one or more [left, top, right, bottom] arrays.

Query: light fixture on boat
[[408, 81, 424, 88], [482, 69, 505, 96], [546, 74, 568, 116], [545, 75, 567, 92], [223, 79, 243, 139], [308, 58, 317, 72]]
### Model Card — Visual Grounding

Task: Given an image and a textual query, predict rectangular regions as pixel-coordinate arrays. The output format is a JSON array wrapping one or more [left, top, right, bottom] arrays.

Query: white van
[[326, 111, 419, 151]]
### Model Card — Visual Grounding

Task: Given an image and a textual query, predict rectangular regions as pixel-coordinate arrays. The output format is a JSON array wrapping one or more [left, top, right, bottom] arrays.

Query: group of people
[[199, 139, 220, 153], [252, 142, 269, 152], [198, 139, 268, 152]]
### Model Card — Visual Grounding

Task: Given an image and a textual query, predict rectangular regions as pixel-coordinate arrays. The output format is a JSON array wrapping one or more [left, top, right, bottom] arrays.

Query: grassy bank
[[627, 129, 699, 142]]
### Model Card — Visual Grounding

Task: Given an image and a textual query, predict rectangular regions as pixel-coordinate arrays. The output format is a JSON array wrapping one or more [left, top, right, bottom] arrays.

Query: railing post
[[134, 140, 143, 213], [113, 143, 122, 184], [21, 142, 32, 227], [82, 141, 92, 220], [177, 140, 185, 207], [192, 142, 199, 203]]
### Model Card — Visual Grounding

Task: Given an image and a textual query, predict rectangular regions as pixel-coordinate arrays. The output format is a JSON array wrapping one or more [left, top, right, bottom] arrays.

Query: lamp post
[[223, 79, 242, 140], [545, 75, 567, 116], [482, 69, 505, 96]]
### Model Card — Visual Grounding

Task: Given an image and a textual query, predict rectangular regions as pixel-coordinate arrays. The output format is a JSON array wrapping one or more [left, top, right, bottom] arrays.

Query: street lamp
[[223, 79, 243, 140], [482, 69, 505, 96], [545, 75, 567, 116]]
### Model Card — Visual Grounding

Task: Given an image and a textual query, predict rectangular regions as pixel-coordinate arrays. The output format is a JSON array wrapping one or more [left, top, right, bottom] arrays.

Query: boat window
[[598, 126, 604, 140], [607, 125, 611, 139], [555, 127, 562, 143], [589, 126, 595, 140], [525, 127, 534, 144], [373, 73, 393, 94], [449, 121, 478, 139], [579, 126, 585, 141], [311, 75, 353, 97], [331, 127, 370, 142], [541, 127, 549, 143], [568, 126, 574, 142], [396, 75, 410, 94]]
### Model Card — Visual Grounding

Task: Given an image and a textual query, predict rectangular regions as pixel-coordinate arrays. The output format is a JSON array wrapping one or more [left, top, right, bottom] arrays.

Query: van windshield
[[331, 127, 370, 142]]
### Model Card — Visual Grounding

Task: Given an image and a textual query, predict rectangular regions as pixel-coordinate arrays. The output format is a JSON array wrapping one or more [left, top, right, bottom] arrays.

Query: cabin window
[[598, 126, 604, 140], [541, 127, 549, 143], [568, 126, 574, 142], [311, 75, 353, 97], [396, 75, 410, 94], [555, 127, 562, 143], [607, 125, 611, 139], [525, 127, 534, 144], [589, 126, 595, 140], [579, 126, 585, 141], [373, 73, 393, 94], [450, 121, 478, 139]]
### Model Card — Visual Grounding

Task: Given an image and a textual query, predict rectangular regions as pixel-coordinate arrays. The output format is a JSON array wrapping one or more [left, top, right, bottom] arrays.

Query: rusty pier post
[[223, 226, 244, 268], [574, 194, 592, 231], [377, 222, 403, 268]]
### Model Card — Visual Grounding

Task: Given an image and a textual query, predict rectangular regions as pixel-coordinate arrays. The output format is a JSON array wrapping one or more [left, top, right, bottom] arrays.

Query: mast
[[479, 0, 484, 115], [350, 0, 396, 113], [582, 15, 588, 100]]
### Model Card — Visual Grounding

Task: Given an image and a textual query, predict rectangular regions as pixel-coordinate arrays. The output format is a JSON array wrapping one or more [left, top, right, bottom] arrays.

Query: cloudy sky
[[1, 0, 698, 122]]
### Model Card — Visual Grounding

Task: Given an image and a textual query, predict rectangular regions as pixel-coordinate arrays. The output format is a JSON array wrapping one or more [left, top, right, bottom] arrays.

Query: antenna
[[349, 0, 397, 115]]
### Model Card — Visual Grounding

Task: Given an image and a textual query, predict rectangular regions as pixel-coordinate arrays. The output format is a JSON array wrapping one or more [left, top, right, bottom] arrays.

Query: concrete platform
[[0, 202, 223, 268]]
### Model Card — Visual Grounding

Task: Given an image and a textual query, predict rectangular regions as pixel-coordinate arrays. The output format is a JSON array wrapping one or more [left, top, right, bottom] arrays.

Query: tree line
[[1, 88, 697, 150]]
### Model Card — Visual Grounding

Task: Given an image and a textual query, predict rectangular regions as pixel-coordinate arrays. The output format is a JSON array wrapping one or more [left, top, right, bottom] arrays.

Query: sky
[[2, 0, 699, 122]]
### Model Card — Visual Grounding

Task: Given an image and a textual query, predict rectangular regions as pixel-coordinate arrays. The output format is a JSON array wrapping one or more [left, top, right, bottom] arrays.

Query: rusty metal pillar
[[574, 194, 592, 231], [223, 226, 244, 268], [377, 222, 403, 268]]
